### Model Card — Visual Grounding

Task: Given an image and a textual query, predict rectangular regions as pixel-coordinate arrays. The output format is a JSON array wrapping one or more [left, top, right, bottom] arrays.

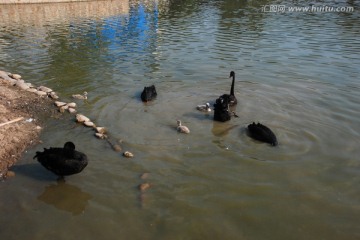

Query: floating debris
[[25, 118, 34, 123], [123, 151, 134, 158]]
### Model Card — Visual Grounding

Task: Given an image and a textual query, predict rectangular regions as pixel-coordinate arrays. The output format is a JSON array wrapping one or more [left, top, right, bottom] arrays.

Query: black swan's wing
[[248, 123, 278, 146]]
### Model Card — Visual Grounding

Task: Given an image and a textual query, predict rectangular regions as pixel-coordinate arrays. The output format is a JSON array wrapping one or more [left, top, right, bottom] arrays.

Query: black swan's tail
[[247, 122, 278, 146]]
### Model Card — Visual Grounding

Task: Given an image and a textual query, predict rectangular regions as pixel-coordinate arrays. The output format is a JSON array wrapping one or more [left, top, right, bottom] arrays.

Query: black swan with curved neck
[[247, 122, 278, 146], [141, 85, 157, 102], [220, 71, 237, 106], [33, 142, 88, 177]]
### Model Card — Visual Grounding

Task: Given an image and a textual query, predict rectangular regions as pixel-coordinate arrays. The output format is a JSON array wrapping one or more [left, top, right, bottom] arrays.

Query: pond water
[[1, 0, 360, 239]]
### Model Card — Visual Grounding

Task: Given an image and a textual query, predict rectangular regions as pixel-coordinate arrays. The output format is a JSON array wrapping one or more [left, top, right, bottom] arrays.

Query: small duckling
[[72, 91, 88, 100], [177, 120, 190, 134], [196, 103, 212, 112]]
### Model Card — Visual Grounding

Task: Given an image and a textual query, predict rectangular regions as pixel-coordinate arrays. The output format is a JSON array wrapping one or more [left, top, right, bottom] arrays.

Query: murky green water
[[1, 0, 360, 239]]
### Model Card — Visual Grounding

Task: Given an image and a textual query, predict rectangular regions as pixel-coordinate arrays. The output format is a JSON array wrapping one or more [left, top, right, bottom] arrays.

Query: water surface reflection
[[38, 181, 92, 216]]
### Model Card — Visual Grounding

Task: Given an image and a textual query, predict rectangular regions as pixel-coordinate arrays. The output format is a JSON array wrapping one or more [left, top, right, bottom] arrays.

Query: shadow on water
[[11, 162, 92, 215], [11, 163, 56, 182], [37, 181, 92, 216], [211, 122, 239, 137]]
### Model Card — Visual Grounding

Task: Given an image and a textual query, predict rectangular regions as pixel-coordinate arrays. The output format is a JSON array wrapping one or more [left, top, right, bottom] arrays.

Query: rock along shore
[[0, 70, 54, 179], [0, 69, 125, 180]]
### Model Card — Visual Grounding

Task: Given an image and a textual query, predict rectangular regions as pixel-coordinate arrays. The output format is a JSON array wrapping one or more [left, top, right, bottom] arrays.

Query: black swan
[[219, 71, 237, 106], [247, 122, 278, 146], [141, 85, 157, 102], [213, 96, 232, 122], [33, 142, 88, 177]]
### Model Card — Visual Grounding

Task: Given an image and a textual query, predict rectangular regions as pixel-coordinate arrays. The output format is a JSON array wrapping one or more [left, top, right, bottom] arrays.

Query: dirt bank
[[0, 71, 54, 179]]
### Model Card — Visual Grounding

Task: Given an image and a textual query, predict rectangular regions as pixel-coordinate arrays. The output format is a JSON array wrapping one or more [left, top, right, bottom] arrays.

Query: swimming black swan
[[213, 96, 232, 122], [219, 71, 237, 106], [247, 122, 278, 146], [141, 85, 157, 102], [33, 142, 88, 177]]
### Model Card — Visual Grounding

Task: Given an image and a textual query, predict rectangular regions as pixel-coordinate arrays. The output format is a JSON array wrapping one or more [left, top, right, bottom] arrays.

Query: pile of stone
[[54, 101, 77, 113], [75, 113, 107, 139], [0, 71, 59, 99], [1, 70, 129, 155]]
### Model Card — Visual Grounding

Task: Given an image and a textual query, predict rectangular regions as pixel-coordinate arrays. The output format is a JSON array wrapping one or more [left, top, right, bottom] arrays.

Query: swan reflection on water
[[37, 181, 92, 216]]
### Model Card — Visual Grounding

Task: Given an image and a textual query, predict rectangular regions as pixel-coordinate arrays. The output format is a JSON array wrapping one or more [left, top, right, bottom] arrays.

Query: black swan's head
[[64, 142, 76, 150], [229, 71, 235, 78]]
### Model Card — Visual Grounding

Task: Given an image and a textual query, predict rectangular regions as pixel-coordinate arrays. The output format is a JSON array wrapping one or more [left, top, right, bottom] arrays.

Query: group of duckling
[[33, 71, 278, 180]]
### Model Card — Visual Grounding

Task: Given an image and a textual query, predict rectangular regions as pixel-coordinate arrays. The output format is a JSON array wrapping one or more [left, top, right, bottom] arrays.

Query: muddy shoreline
[[0, 70, 118, 179], [0, 70, 54, 179]]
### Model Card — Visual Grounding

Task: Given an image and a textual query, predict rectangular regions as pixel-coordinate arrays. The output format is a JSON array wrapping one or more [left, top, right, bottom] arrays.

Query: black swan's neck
[[230, 74, 235, 96]]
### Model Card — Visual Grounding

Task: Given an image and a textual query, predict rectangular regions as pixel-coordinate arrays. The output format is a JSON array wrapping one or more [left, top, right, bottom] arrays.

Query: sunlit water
[[1, 0, 360, 239]]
